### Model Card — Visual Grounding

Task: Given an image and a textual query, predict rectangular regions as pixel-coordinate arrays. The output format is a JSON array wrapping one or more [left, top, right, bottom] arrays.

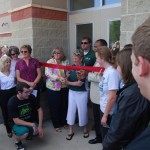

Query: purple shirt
[[15, 58, 41, 82]]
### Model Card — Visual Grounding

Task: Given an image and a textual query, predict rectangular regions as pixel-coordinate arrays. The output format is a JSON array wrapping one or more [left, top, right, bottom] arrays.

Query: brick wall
[[0, 4, 68, 62], [120, 0, 150, 47]]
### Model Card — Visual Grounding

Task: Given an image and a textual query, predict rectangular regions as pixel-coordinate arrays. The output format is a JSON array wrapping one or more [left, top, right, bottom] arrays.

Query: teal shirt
[[68, 70, 86, 91], [83, 49, 96, 66]]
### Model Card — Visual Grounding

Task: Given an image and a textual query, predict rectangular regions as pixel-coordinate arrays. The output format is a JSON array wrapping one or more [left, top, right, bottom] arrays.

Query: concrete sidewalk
[[0, 120, 103, 150]]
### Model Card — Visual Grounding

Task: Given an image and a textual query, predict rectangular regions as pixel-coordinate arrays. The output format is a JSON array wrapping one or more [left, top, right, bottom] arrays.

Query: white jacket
[[88, 62, 100, 104]]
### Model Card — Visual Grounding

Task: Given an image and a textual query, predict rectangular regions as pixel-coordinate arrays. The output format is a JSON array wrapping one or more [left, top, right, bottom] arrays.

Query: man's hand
[[32, 123, 39, 135], [38, 126, 44, 138]]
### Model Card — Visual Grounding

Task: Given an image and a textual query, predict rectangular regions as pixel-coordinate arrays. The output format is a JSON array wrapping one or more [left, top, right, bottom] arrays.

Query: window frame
[[107, 18, 121, 48], [101, 0, 121, 7], [69, 0, 100, 12], [68, 0, 121, 13]]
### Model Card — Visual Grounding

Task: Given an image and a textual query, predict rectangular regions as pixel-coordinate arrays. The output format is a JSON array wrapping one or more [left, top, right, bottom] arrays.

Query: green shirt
[[83, 49, 96, 66], [68, 70, 86, 91]]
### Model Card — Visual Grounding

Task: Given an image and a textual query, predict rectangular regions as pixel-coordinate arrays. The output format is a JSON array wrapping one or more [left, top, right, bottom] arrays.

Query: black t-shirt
[[125, 126, 150, 150], [8, 94, 40, 128]]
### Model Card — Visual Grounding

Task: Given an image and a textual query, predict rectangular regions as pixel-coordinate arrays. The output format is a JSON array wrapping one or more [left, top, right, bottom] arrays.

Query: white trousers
[[67, 89, 88, 126]]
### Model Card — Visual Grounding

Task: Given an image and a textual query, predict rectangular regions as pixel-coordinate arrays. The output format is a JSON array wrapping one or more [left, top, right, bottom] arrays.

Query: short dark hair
[[82, 37, 92, 44], [96, 39, 107, 46], [116, 48, 134, 84], [8, 46, 20, 57], [123, 44, 132, 49], [16, 82, 30, 93], [20, 45, 32, 54]]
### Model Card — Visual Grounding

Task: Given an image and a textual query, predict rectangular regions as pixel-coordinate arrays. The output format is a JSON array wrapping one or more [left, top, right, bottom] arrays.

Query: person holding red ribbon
[[45, 47, 69, 132], [65, 49, 89, 140]]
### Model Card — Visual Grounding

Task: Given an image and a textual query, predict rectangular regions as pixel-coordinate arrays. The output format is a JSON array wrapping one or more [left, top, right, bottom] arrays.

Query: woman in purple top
[[15, 45, 41, 101]]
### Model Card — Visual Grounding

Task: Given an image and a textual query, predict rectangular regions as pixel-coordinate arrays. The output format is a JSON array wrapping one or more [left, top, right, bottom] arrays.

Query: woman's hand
[[32, 82, 37, 88], [65, 71, 70, 78], [59, 77, 66, 83], [101, 115, 108, 126], [62, 78, 69, 84], [98, 68, 103, 77], [28, 82, 36, 88]]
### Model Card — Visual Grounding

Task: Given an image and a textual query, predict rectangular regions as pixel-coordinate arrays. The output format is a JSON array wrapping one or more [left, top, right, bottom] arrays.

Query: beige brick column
[[120, 0, 150, 47]]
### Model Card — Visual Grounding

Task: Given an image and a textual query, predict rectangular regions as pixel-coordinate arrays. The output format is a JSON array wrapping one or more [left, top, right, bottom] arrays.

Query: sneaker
[[15, 141, 25, 150]]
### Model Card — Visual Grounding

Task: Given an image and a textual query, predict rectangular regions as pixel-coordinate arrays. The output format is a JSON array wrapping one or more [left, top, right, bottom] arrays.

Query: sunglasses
[[21, 51, 28, 53], [81, 42, 88, 44], [11, 53, 17, 56]]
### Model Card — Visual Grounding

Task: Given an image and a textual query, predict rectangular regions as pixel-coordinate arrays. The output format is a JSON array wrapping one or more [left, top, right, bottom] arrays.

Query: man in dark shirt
[[126, 17, 150, 150], [8, 82, 43, 150]]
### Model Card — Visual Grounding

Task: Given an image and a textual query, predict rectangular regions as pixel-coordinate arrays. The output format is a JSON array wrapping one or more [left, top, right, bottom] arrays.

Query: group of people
[[0, 16, 150, 150], [0, 45, 43, 150], [45, 37, 96, 140]]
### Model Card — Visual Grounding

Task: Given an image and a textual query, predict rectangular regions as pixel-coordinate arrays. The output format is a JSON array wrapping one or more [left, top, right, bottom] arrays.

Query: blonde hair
[[73, 49, 84, 58], [0, 56, 11, 72], [51, 47, 66, 61]]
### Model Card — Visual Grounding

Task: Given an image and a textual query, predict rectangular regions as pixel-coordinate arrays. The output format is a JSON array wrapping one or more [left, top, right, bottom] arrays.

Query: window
[[70, 0, 100, 11], [102, 0, 121, 5], [109, 20, 120, 48]]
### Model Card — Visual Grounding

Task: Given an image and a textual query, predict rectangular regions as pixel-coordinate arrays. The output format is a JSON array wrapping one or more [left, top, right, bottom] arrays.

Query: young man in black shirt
[[8, 82, 44, 150]]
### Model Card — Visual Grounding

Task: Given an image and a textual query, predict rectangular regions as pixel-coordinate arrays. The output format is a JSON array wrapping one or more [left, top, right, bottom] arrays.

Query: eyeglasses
[[54, 52, 61, 54], [81, 42, 88, 44], [11, 53, 17, 56], [21, 51, 28, 53]]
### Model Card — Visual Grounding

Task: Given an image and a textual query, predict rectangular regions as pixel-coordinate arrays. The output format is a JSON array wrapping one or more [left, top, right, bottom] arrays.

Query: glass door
[[76, 23, 93, 49]]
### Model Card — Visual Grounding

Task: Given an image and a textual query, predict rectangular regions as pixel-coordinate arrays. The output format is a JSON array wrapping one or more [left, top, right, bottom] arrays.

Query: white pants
[[67, 89, 88, 126]]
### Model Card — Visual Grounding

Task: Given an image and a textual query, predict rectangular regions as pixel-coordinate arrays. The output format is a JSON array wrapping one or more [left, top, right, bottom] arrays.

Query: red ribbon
[[40, 62, 105, 72]]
